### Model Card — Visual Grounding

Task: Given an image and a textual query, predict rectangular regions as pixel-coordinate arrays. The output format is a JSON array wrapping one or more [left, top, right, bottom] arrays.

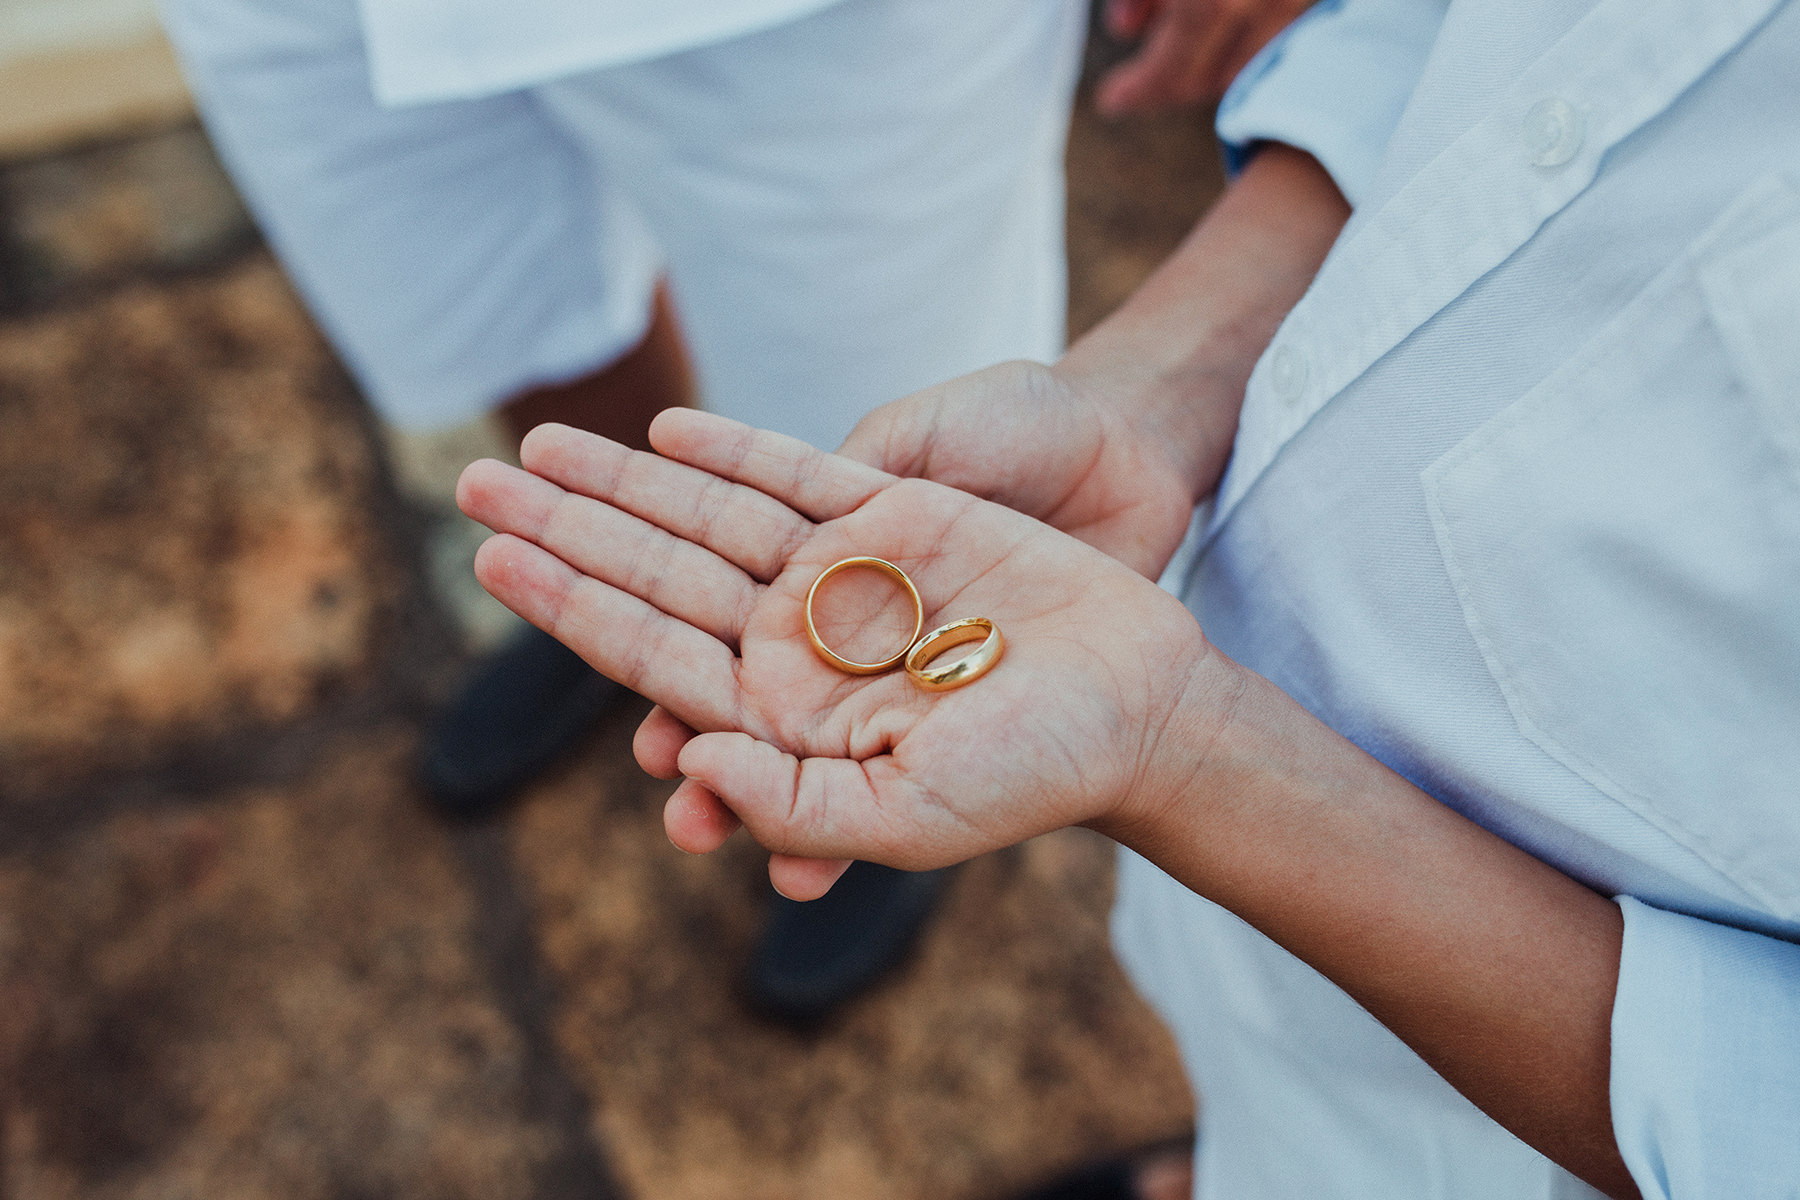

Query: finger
[[518, 423, 813, 584], [664, 778, 743, 854], [473, 533, 746, 734], [1096, 3, 1227, 114], [676, 731, 845, 855], [1214, 21, 1274, 90], [1219, 0, 1321, 87], [767, 855, 855, 902], [460, 458, 760, 646], [835, 393, 936, 477], [1186, 0, 1307, 101], [635, 705, 696, 779], [649, 408, 895, 526], [1105, 0, 1158, 37], [676, 730, 929, 865]]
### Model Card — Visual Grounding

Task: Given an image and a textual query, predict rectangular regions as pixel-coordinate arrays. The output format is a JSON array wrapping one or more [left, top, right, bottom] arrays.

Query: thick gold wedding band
[[804, 556, 925, 675], [905, 617, 1005, 692]]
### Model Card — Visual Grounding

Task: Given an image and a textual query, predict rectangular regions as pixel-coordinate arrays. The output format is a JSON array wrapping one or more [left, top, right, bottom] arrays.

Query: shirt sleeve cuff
[[1214, 0, 1447, 208], [1610, 896, 1800, 1200]]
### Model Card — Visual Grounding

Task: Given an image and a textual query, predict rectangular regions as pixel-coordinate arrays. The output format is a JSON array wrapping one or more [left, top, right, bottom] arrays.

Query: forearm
[[1057, 143, 1350, 499], [1113, 654, 1639, 1198]]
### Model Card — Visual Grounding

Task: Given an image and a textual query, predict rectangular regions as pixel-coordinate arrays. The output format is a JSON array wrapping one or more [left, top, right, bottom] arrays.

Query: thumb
[[836, 387, 944, 476], [677, 731, 881, 861]]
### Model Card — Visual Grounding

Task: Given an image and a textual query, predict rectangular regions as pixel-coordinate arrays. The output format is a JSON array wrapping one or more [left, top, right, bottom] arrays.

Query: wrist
[[1054, 143, 1351, 502], [1088, 617, 1251, 858], [1053, 327, 1247, 504]]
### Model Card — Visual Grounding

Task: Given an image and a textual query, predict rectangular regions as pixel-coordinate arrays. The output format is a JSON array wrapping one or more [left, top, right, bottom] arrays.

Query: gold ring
[[804, 556, 924, 675], [905, 617, 1004, 692]]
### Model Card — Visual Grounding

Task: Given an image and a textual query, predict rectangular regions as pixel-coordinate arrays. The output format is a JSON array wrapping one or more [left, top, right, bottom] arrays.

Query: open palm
[[459, 412, 1218, 896]]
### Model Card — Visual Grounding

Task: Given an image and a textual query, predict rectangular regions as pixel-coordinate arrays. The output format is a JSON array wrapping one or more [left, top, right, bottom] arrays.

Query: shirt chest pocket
[[1422, 175, 1800, 919]]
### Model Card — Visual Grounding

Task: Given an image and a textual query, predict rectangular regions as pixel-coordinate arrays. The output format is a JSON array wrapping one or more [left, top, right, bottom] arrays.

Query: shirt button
[[1269, 344, 1309, 407], [1522, 97, 1585, 168]]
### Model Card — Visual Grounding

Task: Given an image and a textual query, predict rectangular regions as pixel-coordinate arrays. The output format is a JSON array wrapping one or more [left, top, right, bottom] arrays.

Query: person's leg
[[157, 0, 670, 433], [414, 282, 696, 816], [158, 0, 687, 815], [536, 0, 1087, 447], [536, 0, 1088, 1020], [498, 283, 694, 452]]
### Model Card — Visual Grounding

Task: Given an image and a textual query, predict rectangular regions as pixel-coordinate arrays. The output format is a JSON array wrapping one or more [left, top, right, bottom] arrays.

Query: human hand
[[837, 151, 1354, 577], [1096, 0, 1316, 114], [836, 360, 1200, 580], [458, 413, 1226, 900]]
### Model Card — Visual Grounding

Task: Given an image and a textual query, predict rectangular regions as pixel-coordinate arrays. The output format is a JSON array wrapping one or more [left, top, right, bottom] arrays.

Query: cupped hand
[[1096, 0, 1317, 114], [836, 360, 1198, 580], [458, 413, 1226, 899]]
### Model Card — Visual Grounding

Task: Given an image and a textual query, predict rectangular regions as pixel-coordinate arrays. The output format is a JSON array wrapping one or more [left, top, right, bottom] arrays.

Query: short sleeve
[[1214, 0, 1448, 207], [1610, 896, 1800, 1200]]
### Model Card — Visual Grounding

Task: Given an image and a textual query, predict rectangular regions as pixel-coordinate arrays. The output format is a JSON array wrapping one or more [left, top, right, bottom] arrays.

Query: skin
[[462, 146, 1642, 1197], [838, 144, 1352, 581], [1096, 0, 1321, 114], [498, 282, 693, 454]]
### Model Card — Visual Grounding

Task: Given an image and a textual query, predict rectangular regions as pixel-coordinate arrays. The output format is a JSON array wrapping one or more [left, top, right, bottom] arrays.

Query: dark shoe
[[1010, 1160, 1138, 1200], [745, 861, 952, 1025], [1007, 1137, 1195, 1200], [420, 625, 629, 818]]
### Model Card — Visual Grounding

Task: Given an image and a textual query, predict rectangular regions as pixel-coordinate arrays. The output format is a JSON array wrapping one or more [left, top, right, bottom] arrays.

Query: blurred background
[[0, 5, 1225, 1196]]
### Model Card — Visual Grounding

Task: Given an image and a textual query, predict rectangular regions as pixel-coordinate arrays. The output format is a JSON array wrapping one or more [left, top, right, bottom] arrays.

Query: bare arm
[[1111, 656, 1639, 1198], [1078, 147, 1637, 1200]]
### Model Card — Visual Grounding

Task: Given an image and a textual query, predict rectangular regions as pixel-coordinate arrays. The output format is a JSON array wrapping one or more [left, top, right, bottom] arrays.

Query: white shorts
[[157, 0, 1087, 446]]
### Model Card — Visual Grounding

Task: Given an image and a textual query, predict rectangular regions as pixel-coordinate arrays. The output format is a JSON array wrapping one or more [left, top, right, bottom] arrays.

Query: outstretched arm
[[462, 415, 1636, 1197]]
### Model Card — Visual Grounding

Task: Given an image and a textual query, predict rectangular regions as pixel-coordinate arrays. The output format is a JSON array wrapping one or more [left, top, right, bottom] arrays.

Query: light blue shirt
[[1113, 1, 1800, 1197]]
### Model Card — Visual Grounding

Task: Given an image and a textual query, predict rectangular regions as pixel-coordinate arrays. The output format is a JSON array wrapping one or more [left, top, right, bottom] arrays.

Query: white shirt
[[1114, 1, 1800, 1197], [355, 0, 850, 104]]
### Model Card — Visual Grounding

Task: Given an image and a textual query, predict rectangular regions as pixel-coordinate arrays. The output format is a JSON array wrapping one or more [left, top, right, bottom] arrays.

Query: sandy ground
[[0, 28, 1225, 1200]]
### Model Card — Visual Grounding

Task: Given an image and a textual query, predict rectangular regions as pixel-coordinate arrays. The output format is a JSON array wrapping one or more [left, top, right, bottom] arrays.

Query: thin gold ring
[[905, 616, 1005, 692], [804, 556, 924, 675]]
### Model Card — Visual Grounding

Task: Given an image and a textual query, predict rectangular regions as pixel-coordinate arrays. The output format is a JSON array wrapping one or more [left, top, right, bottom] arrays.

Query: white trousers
[[157, 0, 1087, 446]]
